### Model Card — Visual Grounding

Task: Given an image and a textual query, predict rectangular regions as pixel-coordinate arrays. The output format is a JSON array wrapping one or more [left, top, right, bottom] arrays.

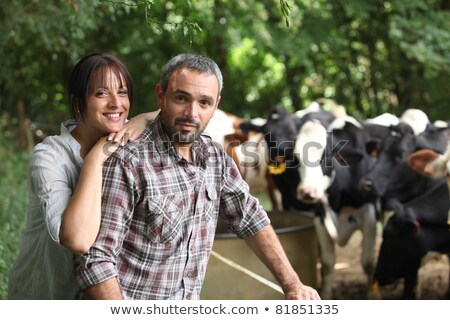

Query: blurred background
[[0, 0, 449, 299]]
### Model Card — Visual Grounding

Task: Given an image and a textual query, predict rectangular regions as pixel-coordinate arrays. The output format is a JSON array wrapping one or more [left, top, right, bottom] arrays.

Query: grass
[[0, 128, 29, 299]]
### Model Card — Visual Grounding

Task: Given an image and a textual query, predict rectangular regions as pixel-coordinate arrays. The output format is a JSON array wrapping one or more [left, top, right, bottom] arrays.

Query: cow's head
[[294, 120, 329, 203], [294, 117, 372, 205], [359, 123, 417, 200], [263, 107, 302, 167]]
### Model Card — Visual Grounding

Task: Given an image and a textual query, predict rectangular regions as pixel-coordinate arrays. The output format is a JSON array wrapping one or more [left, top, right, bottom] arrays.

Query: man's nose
[[184, 103, 198, 118]]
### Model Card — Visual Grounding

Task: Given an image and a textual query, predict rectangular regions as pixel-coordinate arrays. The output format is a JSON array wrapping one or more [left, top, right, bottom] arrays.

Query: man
[[74, 53, 320, 300]]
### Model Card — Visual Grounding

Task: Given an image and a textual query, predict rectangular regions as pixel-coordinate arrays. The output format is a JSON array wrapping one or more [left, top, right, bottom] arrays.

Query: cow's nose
[[298, 187, 318, 203], [303, 193, 314, 201]]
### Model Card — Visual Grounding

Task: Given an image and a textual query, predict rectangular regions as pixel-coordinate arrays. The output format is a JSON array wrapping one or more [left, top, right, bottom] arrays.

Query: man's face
[[157, 68, 220, 148]]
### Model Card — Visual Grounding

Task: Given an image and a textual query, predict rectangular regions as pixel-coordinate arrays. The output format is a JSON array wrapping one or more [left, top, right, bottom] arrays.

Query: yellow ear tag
[[371, 149, 378, 158], [372, 281, 379, 293], [268, 162, 286, 175]]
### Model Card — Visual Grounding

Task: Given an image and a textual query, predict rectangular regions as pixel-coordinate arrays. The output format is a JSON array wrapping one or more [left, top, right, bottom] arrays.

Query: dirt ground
[[329, 230, 449, 300]]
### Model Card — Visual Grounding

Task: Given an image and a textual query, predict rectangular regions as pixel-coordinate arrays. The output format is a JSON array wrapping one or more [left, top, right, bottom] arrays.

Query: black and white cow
[[243, 105, 336, 212], [400, 143, 450, 299], [358, 110, 450, 299], [204, 109, 282, 210], [359, 112, 449, 205], [373, 181, 450, 299], [294, 115, 380, 299]]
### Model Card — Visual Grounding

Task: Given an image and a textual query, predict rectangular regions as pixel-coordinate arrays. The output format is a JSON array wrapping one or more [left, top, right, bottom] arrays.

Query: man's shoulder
[[107, 129, 155, 166], [108, 137, 151, 164], [199, 133, 224, 151]]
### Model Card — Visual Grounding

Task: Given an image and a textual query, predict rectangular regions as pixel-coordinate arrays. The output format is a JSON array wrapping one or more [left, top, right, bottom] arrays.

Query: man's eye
[[175, 96, 187, 102], [200, 100, 212, 107]]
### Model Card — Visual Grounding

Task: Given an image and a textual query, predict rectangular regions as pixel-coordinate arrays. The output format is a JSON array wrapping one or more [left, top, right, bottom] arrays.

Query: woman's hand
[[87, 137, 121, 164], [107, 111, 160, 145]]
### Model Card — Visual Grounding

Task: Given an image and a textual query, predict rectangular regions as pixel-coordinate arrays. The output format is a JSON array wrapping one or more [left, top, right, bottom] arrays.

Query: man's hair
[[160, 53, 223, 96]]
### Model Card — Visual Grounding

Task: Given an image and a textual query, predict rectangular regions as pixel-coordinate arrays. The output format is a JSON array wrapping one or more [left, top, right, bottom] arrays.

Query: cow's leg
[[360, 203, 378, 299], [314, 216, 336, 299], [401, 259, 422, 299], [402, 272, 418, 299]]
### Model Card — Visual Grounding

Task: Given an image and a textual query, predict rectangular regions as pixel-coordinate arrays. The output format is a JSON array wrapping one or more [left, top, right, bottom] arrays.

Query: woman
[[8, 53, 156, 299]]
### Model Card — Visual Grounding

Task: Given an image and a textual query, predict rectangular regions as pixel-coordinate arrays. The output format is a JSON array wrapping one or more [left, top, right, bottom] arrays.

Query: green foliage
[[0, 116, 29, 299], [390, 10, 450, 78], [0, 0, 449, 143], [0, 0, 450, 134]]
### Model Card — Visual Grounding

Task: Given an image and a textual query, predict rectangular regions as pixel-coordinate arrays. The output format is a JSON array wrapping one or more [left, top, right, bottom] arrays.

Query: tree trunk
[[17, 99, 33, 152]]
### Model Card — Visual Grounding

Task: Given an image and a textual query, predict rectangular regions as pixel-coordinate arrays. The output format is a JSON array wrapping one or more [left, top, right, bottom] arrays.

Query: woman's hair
[[68, 53, 133, 120], [160, 53, 223, 97]]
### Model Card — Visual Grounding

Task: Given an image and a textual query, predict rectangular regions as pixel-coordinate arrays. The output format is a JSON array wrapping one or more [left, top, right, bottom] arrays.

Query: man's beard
[[162, 116, 204, 144]]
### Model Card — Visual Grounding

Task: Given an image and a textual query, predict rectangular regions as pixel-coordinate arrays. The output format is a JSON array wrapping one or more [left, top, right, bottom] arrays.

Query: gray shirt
[[8, 120, 82, 299]]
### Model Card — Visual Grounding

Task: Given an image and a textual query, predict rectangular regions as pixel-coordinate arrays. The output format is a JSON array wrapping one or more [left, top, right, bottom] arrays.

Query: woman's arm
[[59, 137, 119, 253], [60, 112, 158, 253]]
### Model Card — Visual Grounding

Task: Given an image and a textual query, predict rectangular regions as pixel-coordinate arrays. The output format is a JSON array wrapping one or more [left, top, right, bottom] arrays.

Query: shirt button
[[186, 293, 192, 299], [186, 271, 193, 278]]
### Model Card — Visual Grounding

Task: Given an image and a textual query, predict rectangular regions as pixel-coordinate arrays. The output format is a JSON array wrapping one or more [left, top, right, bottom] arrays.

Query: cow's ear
[[406, 149, 439, 177], [365, 140, 379, 157]]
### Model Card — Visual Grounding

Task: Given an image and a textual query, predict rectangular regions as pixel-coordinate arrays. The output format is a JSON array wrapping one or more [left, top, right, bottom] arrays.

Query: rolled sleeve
[[73, 260, 118, 291], [219, 155, 271, 239], [29, 146, 75, 243]]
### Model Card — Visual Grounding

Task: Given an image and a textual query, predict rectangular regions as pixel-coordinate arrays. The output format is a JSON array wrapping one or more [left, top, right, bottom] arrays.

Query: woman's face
[[82, 69, 130, 135]]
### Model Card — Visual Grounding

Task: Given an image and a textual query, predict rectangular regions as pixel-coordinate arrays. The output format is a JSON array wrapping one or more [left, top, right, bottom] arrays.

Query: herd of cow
[[204, 102, 450, 300]]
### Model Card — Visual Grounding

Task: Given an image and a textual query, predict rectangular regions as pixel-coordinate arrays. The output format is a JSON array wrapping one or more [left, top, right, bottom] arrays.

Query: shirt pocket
[[146, 195, 185, 243]]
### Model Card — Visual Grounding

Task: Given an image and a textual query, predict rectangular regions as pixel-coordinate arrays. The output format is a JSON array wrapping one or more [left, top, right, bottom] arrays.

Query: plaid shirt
[[74, 117, 270, 299]]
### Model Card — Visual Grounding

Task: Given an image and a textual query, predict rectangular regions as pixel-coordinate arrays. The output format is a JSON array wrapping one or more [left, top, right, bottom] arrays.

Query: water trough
[[201, 210, 318, 299]]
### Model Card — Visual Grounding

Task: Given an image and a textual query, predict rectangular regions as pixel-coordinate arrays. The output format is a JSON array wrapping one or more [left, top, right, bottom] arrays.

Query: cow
[[248, 105, 336, 212], [402, 144, 450, 299], [225, 120, 283, 211], [373, 181, 450, 299], [204, 109, 282, 211], [359, 115, 449, 205], [293, 114, 380, 299], [358, 110, 450, 299]]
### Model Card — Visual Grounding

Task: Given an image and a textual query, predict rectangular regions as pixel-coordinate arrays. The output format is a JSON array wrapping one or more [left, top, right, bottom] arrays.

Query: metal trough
[[201, 210, 318, 299]]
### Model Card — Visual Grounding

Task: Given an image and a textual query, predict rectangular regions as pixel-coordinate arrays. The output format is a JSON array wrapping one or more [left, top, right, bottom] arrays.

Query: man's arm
[[244, 225, 321, 300], [84, 277, 123, 299]]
